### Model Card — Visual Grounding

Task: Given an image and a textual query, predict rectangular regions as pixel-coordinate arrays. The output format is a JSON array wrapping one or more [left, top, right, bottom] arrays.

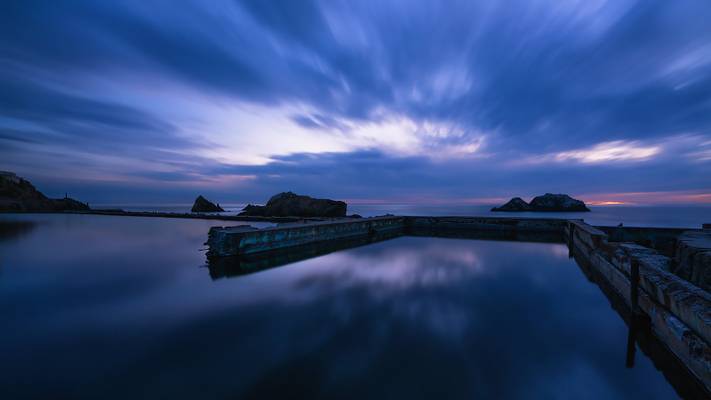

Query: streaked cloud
[[0, 0, 710, 203], [551, 140, 661, 163]]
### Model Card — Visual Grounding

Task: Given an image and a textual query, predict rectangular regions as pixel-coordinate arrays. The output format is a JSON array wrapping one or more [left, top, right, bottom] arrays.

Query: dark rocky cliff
[[0, 171, 90, 212]]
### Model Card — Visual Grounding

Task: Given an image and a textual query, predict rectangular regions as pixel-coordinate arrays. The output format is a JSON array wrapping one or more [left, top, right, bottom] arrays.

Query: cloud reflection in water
[[0, 216, 684, 399]]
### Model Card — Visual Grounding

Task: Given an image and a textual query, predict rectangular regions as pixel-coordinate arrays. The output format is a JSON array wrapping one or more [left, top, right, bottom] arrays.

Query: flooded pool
[[0, 214, 696, 399]]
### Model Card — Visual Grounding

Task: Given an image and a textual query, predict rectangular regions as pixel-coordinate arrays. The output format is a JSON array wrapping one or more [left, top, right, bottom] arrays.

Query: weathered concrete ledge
[[567, 221, 711, 392], [207, 216, 405, 258], [674, 230, 711, 292], [406, 215, 571, 232], [596, 225, 692, 256], [206, 215, 573, 258], [572, 246, 711, 399]]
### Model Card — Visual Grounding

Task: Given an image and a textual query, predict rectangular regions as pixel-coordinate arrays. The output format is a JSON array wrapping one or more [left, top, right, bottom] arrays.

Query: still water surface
[[0, 214, 697, 398]]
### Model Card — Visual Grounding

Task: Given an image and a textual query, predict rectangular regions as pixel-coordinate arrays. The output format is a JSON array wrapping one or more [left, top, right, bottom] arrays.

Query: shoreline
[[1, 208, 707, 230], [0, 209, 339, 223], [0, 207, 711, 230]]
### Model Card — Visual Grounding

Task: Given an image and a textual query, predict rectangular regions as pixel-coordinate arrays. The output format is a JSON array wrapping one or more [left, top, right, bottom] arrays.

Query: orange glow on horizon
[[345, 190, 711, 206], [581, 190, 711, 205], [587, 201, 627, 206], [345, 197, 509, 205]]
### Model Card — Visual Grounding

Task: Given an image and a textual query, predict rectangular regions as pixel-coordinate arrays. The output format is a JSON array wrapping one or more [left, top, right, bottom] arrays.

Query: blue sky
[[1, 0, 710, 205]]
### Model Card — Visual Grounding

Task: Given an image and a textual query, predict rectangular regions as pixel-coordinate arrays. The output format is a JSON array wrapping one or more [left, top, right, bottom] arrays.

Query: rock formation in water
[[0, 171, 90, 212], [529, 193, 590, 211], [238, 191, 347, 217], [492, 193, 590, 212], [490, 197, 533, 212], [191, 195, 224, 213]]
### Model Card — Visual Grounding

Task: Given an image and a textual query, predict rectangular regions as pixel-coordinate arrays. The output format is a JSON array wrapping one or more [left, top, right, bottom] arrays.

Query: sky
[[1, 0, 710, 205]]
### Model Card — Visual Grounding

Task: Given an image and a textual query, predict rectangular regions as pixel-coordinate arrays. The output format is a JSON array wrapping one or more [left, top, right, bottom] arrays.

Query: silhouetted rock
[[492, 193, 590, 212], [529, 193, 590, 211], [191, 195, 224, 213], [491, 197, 533, 211], [240, 204, 266, 216], [0, 171, 90, 212], [239, 192, 347, 217]]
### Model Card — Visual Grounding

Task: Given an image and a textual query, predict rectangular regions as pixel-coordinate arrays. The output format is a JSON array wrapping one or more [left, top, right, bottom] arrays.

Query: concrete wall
[[597, 226, 691, 257], [406, 216, 568, 243], [573, 249, 711, 398], [674, 230, 711, 292], [406, 215, 570, 234], [567, 221, 711, 390], [208, 216, 572, 258], [207, 216, 406, 258]]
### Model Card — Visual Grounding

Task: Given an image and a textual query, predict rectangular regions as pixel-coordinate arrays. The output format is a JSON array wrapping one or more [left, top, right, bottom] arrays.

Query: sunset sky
[[1, 0, 710, 204]]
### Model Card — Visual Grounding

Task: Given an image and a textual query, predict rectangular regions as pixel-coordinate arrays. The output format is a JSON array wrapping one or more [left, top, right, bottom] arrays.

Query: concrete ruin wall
[[674, 230, 711, 292], [567, 221, 711, 390], [597, 226, 690, 257], [406, 215, 570, 233], [207, 216, 572, 258], [207, 216, 406, 258]]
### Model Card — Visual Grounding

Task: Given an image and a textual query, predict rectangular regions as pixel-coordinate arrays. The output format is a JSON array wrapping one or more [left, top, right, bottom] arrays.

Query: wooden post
[[630, 259, 640, 313]]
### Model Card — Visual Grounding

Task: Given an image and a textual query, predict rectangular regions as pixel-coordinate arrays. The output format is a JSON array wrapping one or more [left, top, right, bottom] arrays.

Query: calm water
[[0, 213, 698, 399], [101, 203, 711, 228]]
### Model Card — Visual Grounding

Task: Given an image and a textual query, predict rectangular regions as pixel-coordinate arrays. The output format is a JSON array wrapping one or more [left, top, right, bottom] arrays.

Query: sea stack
[[490, 197, 533, 212], [191, 195, 224, 213], [492, 193, 590, 212], [238, 192, 346, 217]]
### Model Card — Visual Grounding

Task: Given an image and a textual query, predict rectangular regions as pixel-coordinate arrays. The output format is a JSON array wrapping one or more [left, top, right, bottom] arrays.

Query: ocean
[[96, 203, 711, 228]]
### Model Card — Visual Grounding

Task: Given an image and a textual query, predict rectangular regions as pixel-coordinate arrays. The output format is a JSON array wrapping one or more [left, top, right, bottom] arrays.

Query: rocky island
[[0, 171, 90, 212], [191, 195, 224, 213], [239, 191, 347, 217], [492, 193, 590, 212]]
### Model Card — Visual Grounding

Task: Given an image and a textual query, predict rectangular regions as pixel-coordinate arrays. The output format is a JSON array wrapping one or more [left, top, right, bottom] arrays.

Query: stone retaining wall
[[207, 216, 572, 258], [674, 230, 711, 292], [567, 221, 711, 391], [207, 216, 406, 258], [597, 226, 690, 256], [406, 215, 570, 233]]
